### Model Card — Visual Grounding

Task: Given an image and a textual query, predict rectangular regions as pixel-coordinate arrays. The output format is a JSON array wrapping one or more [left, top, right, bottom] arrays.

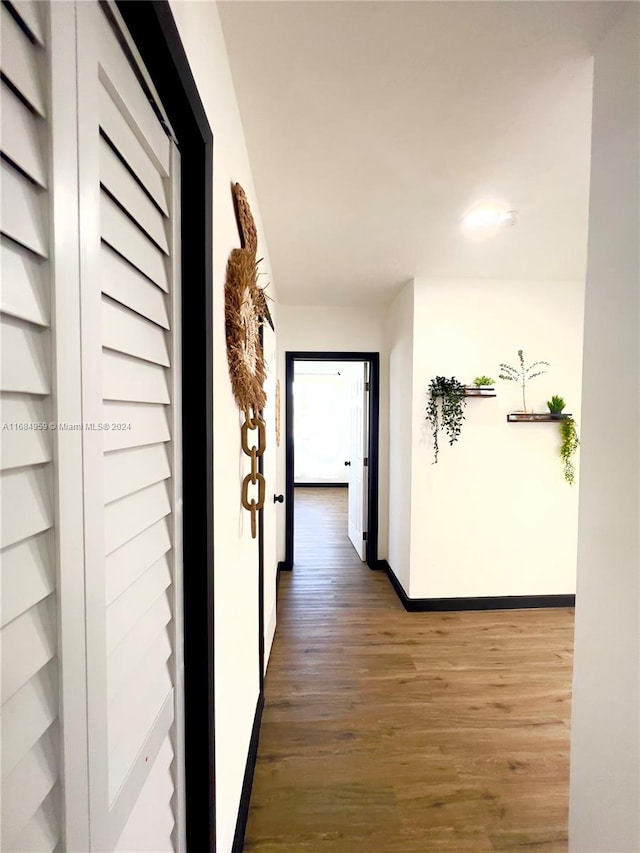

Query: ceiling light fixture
[[462, 206, 518, 232]]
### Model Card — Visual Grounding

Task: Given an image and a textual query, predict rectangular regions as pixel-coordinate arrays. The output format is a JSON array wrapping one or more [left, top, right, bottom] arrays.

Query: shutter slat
[[1, 596, 55, 704], [103, 349, 170, 404], [101, 195, 168, 292], [1, 727, 58, 850], [104, 443, 171, 506], [104, 480, 171, 556], [7, 785, 59, 853], [100, 244, 169, 329], [0, 235, 49, 326], [100, 137, 169, 253], [1, 81, 47, 187], [0, 4, 45, 116], [107, 594, 171, 701], [1, 661, 57, 778], [0, 394, 51, 471], [108, 666, 172, 799], [105, 517, 171, 605], [108, 655, 172, 773], [1, 530, 52, 627], [109, 635, 171, 726], [102, 297, 169, 366], [109, 632, 172, 726], [111, 706, 175, 851], [1, 159, 47, 257], [97, 11, 169, 176], [106, 557, 171, 653], [102, 402, 170, 452], [99, 82, 169, 215], [8, 1, 46, 46], [0, 465, 52, 549], [1, 315, 50, 395]]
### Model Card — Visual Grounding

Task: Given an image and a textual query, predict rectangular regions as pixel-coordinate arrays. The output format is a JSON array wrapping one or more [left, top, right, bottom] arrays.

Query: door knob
[[344, 461, 351, 467], [273, 494, 284, 504]]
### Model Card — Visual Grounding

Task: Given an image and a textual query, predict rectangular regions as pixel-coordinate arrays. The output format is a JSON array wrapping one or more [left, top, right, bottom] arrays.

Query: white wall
[[387, 283, 414, 592], [569, 5, 640, 851], [168, 3, 278, 850], [276, 305, 389, 561], [387, 277, 585, 599]]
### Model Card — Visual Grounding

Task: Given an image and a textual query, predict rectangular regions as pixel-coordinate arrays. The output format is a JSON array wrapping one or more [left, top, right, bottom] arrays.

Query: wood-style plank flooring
[[244, 488, 574, 852]]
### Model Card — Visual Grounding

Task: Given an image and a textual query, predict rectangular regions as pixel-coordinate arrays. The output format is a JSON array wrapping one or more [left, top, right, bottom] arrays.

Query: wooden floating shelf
[[507, 412, 572, 423], [464, 387, 496, 398], [431, 388, 496, 398]]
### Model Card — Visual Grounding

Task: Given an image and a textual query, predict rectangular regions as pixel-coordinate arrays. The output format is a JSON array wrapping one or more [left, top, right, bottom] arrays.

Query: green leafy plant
[[426, 376, 466, 464], [547, 395, 566, 414], [560, 417, 580, 485], [473, 375, 495, 387], [499, 349, 549, 412]]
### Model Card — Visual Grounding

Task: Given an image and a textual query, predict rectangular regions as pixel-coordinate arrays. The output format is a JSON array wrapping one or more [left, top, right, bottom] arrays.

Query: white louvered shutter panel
[[0, 3, 62, 851], [76, 3, 183, 849]]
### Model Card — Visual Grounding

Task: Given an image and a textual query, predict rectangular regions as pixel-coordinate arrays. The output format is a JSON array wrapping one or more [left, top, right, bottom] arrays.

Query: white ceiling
[[218, 1, 617, 307]]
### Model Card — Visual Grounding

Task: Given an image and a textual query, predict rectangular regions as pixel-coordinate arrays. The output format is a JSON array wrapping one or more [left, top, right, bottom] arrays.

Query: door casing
[[284, 352, 380, 571]]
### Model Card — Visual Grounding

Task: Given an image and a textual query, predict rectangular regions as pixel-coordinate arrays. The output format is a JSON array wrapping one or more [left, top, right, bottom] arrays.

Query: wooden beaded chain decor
[[225, 183, 273, 537]]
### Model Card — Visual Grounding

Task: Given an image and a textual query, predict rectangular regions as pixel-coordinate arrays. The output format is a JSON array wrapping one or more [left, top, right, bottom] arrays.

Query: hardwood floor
[[244, 488, 574, 852]]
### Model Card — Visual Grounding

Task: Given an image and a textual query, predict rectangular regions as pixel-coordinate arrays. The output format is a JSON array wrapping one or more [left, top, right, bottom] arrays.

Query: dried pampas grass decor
[[225, 247, 267, 415], [232, 182, 258, 255], [225, 182, 274, 416]]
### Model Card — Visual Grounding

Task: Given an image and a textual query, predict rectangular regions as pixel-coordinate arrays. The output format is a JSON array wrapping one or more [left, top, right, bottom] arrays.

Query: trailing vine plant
[[560, 417, 580, 485], [426, 376, 466, 463], [498, 349, 549, 412]]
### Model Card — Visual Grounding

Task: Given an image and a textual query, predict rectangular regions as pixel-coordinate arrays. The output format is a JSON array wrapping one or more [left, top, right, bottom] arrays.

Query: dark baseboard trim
[[294, 482, 348, 488], [276, 561, 286, 600], [277, 559, 292, 573], [231, 692, 265, 853], [380, 561, 576, 612]]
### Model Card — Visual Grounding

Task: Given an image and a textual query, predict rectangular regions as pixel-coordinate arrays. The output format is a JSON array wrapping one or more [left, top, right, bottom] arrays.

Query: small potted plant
[[473, 375, 495, 388], [547, 395, 566, 419]]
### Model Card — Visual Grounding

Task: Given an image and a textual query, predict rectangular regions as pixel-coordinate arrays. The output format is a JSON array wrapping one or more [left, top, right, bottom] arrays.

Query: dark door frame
[[115, 4, 216, 850], [284, 352, 380, 571]]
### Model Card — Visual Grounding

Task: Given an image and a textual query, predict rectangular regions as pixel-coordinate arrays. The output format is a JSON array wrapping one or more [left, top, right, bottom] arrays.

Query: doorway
[[284, 352, 380, 571]]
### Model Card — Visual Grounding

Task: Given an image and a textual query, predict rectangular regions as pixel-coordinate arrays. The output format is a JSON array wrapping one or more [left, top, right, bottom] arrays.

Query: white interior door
[[76, 3, 184, 849], [1, 2, 184, 850], [0, 4, 63, 850], [347, 363, 368, 560]]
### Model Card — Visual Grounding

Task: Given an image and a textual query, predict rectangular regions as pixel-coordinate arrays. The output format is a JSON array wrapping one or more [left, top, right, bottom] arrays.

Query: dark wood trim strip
[[285, 352, 380, 572], [115, 3, 216, 850], [258, 328, 265, 693], [285, 355, 295, 572], [231, 693, 265, 853], [276, 561, 285, 603], [294, 482, 348, 488], [380, 561, 575, 611], [365, 354, 380, 570], [258, 462, 265, 692]]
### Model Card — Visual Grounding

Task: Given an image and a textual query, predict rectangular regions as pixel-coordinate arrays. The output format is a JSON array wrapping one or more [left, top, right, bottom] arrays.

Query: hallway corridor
[[244, 488, 574, 852]]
